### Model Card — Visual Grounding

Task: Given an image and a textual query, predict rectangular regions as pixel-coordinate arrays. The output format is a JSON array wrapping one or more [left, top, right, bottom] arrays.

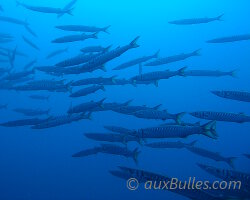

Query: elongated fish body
[[55, 25, 110, 33], [67, 98, 105, 114], [0, 104, 7, 110], [184, 70, 235, 77], [24, 59, 37, 70], [0, 47, 28, 57], [84, 133, 139, 144], [29, 95, 49, 101], [22, 36, 40, 50], [112, 167, 223, 200], [28, 79, 64, 86], [99, 144, 140, 163], [190, 111, 250, 123], [16, 1, 71, 15], [104, 126, 137, 136], [58, 0, 77, 18], [197, 164, 250, 191], [91, 100, 132, 112], [46, 48, 68, 59], [72, 147, 102, 157], [4, 70, 34, 81], [57, 64, 105, 75], [160, 122, 201, 127], [207, 34, 250, 43], [132, 109, 185, 123], [0, 16, 28, 26], [145, 49, 200, 66], [24, 25, 37, 37], [31, 113, 90, 129], [137, 121, 217, 139], [52, 33, 97, 43], [113, 50, 159, 70], [211, 90, 250, 103], [77, 37, 140, 71], [9, 76, 33, 85], [0, 118, 48, 127], [56, 53, 101, 67], [169, 15, 223, 25], [71, 76, 116, 86], [13, 108, 50, 117], [70, 85, 105, 98], [111, 105, 152, 115], [13, 82, 71, 93], [101, 78, 133, 86], [186, 146, 235, 168], [80, 45, 111, 53], [145, 140, 196, 149], [131, 67, 186, 83]]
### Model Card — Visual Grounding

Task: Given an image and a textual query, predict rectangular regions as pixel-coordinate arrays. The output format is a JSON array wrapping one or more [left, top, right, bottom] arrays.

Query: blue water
[[0, 0, 250, 199]]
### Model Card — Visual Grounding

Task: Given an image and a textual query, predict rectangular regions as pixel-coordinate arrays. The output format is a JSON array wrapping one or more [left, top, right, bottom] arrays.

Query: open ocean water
[[0, 0, 250, 199]]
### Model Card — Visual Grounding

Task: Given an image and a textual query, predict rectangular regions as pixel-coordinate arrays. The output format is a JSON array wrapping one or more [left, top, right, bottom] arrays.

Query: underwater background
[[0, 0, 250, 199]]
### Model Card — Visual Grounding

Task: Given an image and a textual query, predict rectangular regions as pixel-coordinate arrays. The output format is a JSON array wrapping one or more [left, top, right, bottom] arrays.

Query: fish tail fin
[[66, 7, 74, 16], [86, 112, 92, 120], [216, 14, 224, 21], [175, 112, 186, 124], [153, 104, 162, 110], [187, 140, 197, 147], [227, 157, 236, 168], [133, 148, 141, 165], [130, 36, 140, 48], [202, 121, 218, 139], [105, 45, 112, 52], [230, 70, 238, 78], [193, 49, 201, 56], [100, 65, 106, 72], [103, 25, 111, 34], [93, 32, 98, 39], [101, 85, 105, 91], [178, 66, 187, 76], [123, 99, 133, 106], [99, 98, 106, 105], [111, 75, 117, 84], [154, 50, 160, 58]]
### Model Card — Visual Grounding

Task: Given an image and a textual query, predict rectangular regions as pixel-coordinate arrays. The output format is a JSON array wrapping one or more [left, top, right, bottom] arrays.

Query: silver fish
[[169, 15, 223, 25], [211, 90, 250, 103], [55, 25, 110, 33], [70, 85, 105, 98], [16, 1, 73, 15], [207, 34, 250, 43], [113, 50, 159, 70], [186, 146, 236, 168], [80, 45, 111, 53], [145, 49, 201, 66], [51, 33, 97, 43], [190, 111, 250, 123], [67, 98, 105, 114], [46, 47, 68, 59], [31, 113, 91, 129], [22, 35, 40, 50], [184, 69, 236, 77], [137, 121, 217, 139]]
